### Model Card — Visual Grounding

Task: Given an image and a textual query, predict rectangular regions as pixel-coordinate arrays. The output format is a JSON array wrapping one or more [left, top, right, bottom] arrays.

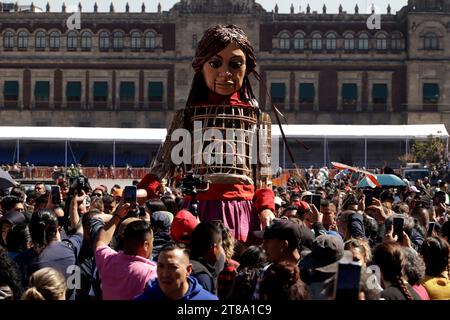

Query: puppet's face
[[202, 42, 246, 96]]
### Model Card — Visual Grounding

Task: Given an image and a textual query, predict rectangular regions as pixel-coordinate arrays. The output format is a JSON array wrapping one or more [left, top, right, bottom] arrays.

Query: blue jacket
[[134, 276, 219, 301], [348, 212, 366, 239]]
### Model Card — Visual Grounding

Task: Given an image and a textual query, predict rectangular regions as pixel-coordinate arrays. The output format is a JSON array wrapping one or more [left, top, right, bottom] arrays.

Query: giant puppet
[[150, 25, 275, 243]]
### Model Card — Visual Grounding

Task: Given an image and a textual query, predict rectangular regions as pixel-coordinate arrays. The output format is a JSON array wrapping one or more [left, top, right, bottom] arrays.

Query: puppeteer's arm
[[150, 109, 186, 180]]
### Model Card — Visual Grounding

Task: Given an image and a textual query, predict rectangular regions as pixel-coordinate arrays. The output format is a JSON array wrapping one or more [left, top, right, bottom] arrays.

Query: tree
[[398, 153, 416, 166], [411, 135, 446, 169]]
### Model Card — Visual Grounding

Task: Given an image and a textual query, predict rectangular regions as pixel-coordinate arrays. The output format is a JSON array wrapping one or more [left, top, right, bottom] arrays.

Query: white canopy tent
[[271, 124, 449, 168], [0, 127, 167, 167], [0, 124, 448, 168], [0, 126, 167, 143], [271, 124, 448, 140]]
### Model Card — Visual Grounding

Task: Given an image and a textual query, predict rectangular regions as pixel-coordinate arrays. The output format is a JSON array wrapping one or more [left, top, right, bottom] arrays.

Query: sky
[[22, 0, 408, 14]]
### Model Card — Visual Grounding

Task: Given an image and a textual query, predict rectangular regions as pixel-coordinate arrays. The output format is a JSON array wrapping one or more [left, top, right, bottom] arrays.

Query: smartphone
[[138, 206, 146, 217], [51, 185, 61, 204], [304, 194, 321, 210], [393, 217, 404, 243], [363, 190, 373, 207], [334, 262, 362, 300], [427, 222, 436, 237], [123, 186, 137, 207]]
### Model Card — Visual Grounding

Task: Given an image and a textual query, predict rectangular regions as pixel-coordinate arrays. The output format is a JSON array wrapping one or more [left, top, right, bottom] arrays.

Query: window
[[342, 84, 357, 105], [120, 82, 135, 102], [358, 33, 369, 50], [192, 34, 197, 49], [35, 31, 46, 49], [113, 31, 124, 50], [99, 31, 110, 50], [312, 34, 322, 51], [67, 31, 78, 49], [423, 33, 438, 50], [3, 31, 14, 49], [293, 33, 304, 50], [375, 33, 387, 50], [299, 83, 315, 104], [344, 34, 355, 50], [279, 32, 290, 50], [66, 81, 82, 102], [372, 84, 388, 104], [81, 31, 92, 50], [18, 31, 28, 49], [3, 81, 19, 101], [145, 31, 156, 49], [49, 31, 60, 49], [270, 83, 286, 104], [148, 82, 163, 102], [93, 82, 108, 102], [423, 83, 440, 103], [131, 31, 141, 49], [391, 34, 403, 50], [35, 81, 50, 102], [325, 34, 336, 50]]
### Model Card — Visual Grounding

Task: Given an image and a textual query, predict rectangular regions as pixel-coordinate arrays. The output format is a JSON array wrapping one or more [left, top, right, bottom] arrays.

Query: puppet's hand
[[259, 209, 275, 229]]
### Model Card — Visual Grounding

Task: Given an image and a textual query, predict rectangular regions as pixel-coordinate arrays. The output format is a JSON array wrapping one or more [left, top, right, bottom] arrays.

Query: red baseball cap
[[292, 200, 311, 214], [170, 210, 199, 244]]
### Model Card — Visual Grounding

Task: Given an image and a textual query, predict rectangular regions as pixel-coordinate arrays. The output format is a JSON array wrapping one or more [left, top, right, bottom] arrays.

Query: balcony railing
[[400, 103, 450, 112], [7, 167, 151, 181], [265, 103, 397, 112]]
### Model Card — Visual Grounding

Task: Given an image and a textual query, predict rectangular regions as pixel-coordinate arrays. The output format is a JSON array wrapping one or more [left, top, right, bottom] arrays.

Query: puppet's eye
[[230, 61, 243, 69], [209, 60, 222, 68]]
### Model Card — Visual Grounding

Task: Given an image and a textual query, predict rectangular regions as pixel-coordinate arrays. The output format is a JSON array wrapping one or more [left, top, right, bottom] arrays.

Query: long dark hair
[[373, 241, 413, 300], [186, 24, 260, 106], [420, 236, 450, 277], [29, 209, 59, 254], [259, 262, 309, 300]]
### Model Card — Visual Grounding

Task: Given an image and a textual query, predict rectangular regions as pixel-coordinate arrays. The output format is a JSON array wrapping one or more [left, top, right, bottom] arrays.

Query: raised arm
[[94, 201, 130, 250], [69, 191, 86, 234]]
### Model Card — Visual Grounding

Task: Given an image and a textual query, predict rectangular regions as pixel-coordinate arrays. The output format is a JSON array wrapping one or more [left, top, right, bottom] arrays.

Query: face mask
[[215, 250, 226, 275]]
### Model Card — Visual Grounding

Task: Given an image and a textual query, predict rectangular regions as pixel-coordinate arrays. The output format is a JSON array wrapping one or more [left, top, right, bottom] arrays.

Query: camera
[[181, 171, 209, 196], [180, 171, 209, 216], [69, 175, 89, 194]]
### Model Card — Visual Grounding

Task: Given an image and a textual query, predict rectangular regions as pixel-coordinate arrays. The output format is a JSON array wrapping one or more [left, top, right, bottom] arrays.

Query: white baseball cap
[[274, 196, 283, 207]]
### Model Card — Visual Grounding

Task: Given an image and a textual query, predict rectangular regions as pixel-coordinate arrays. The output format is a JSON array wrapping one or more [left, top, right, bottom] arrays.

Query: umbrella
[[358, 174, 407, 189], [0, 168, 18, 189], [331, 161, 381, 188]]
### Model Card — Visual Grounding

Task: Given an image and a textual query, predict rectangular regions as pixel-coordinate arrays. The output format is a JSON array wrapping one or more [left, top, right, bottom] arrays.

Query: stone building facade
[[0, 0, 448, 131]]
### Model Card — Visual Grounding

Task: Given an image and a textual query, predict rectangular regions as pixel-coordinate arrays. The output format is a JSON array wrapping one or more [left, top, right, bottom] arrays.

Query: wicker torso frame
[[150, 104, 272, 187], [187, 104, 258, 177]]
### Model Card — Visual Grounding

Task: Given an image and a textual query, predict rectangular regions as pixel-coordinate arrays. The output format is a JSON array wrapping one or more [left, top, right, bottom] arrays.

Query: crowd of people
[[0, 23, 449, 302], [1, 162, 139, 181], [0, 166, 449, 301]]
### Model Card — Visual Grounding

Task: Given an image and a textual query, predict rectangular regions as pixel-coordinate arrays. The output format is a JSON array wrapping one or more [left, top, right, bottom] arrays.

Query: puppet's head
[[187, 25, 259, 104]]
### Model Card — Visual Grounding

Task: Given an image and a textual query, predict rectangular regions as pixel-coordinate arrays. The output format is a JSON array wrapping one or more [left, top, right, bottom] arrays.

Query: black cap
[[0, 211, 30, 226], [254, 220, 301, 249], [299, 234, 344, 273]]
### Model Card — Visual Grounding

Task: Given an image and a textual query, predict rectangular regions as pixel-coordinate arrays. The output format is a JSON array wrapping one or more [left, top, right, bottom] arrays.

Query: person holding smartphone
[[93, 200, 157, 300]]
